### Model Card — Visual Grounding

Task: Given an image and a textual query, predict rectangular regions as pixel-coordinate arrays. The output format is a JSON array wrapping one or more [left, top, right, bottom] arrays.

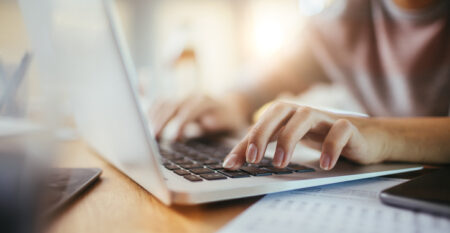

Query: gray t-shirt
[[303, 0, 450, 116]]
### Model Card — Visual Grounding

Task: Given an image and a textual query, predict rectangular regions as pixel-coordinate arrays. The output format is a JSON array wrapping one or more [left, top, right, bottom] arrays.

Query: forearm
[[228, 41, 327, 122], [359, 117, 450, 164], [231, 75, 304, 121], [230, 66, 323, 122]]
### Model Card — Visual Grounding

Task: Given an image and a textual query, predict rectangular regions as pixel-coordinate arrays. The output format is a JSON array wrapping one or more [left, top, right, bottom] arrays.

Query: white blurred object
[[148, 0, 239, 95], [246, 0, 303, 61], [0, 117, 53, 166], [0, 53, 31, 118], [298, 0, 334, 16], [252, 18, 285, 58], [280, 83, 368, 117], [0, 117, 42, 137]]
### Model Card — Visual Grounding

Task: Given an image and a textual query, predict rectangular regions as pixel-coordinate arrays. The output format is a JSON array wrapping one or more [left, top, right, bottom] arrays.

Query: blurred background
[[0, 0, 360, 231], [1, 0, 363, 125], [1, 0, 339, 110], [115, 0, 306, 97], [114, 0, 313, 102]]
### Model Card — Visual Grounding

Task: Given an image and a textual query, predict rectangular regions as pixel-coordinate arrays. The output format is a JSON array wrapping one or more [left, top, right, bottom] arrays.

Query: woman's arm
[[234, 44, 329, 121], [152, 41, 327, 139], [368, 117, 450, 164], [222, 101, 450, 170]]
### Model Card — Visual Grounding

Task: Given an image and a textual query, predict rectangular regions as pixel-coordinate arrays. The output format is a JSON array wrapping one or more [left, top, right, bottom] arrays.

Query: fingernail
[[246, 143, 258, 163], [223, 154, 236, 169], [321, 154, 330, 170], [272, 148, 285, 167]]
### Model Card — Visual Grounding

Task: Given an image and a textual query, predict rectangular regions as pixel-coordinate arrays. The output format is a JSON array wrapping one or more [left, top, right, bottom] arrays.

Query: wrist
[[356, 118, 393, 163]]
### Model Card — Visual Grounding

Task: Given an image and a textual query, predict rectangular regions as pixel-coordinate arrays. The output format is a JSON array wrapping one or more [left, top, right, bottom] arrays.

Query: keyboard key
[[173, 141, 189, 149], [218, 170, 250, 178], [180, 163, 204, 169], [172, 159, 193, 165], [240, 166, 273, 176], [159, 148, 172, 154], [200, 147, 216, 154], [161, 150, 183, 159], [200, 173, 227, 180], [190, 143, 214, 153], [174, 169, 190, 176], [287, 164, 315, 173], [259, 158, 272, 165], [207, 164, 223, 170], [175, 146, 191, 154], [194, 156, 210, 162], [160, 152, 174, 159], [211, 153, 226, 158], [184, 152, 200, 159], [159, 151, 171, 157], [183, 175, 203, 182], [164, 164, 179, 170], [184, 142, 202, 150], [203, 159, 220, 165], [212, 150, 229, 158], [263, 166, 293, 174], [189, 168, 214, 174]]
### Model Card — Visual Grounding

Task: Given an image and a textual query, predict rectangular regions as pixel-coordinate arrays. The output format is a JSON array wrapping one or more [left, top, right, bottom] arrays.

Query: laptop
[[20, 0, 422, 205]]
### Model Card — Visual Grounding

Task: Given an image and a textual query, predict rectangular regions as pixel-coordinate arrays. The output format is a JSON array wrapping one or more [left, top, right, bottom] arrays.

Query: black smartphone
[[43, 168, 102, 216], [380, 168, 450, 217]]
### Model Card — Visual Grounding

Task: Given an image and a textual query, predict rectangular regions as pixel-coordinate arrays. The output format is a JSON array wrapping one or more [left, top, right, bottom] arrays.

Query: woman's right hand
[[149, 94, 249, 140]]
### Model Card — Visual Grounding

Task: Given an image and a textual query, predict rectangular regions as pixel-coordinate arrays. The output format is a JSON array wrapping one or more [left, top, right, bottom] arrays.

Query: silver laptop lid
[[19, 0, 171, 204]]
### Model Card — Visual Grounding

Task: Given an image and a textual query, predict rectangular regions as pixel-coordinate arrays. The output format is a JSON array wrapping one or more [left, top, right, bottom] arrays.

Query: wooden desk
[[48, 140, 259, 233], [48, 140, 434, 233]]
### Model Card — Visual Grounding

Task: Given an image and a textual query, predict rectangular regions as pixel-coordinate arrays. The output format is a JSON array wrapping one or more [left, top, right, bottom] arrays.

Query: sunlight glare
[[252, 18, 285, 58]]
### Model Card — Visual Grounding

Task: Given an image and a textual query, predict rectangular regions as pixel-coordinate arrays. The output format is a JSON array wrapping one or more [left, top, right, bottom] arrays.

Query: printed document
[[219, 177, 450, 233]]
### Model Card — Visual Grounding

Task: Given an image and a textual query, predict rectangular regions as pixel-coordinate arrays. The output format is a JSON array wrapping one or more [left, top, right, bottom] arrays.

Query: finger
[[174, 97, 213, 140], [198, 112, 225, 131], [246, 103, 296, 164], [152, 99, 183, 139], [273, 107, 317, 168], [269, 126, 285, 142], [320, 119, 354, 170], [222, 136, 249, 170], [198, 113, 229, 132], [299, 137, 322, 151], [148, 98, 168, 120], [275, 107, 336, 168]]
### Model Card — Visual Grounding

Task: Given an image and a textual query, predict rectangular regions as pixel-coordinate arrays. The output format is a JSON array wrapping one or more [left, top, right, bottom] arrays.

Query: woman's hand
[[222, 101, 387, 170], [150, 94, 249, 140]]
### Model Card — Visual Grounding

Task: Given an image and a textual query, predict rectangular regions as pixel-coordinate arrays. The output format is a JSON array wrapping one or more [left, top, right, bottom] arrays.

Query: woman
[[152, 0, 450, 171]]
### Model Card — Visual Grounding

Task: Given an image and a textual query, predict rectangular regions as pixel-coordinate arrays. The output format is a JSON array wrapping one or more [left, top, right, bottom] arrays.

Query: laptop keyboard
[[160, 141, 314, 182]]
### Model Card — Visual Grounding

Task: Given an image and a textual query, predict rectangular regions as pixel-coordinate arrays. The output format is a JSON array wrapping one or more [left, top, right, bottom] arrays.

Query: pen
[[0, 52, 32, 114]]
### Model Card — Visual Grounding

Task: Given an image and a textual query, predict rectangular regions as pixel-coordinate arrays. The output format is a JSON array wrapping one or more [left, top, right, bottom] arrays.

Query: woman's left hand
[[222, 101, 387, 170]]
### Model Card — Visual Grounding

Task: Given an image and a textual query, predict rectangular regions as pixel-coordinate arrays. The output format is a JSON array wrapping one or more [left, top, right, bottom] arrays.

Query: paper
[[219, 178, 450, 233]]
